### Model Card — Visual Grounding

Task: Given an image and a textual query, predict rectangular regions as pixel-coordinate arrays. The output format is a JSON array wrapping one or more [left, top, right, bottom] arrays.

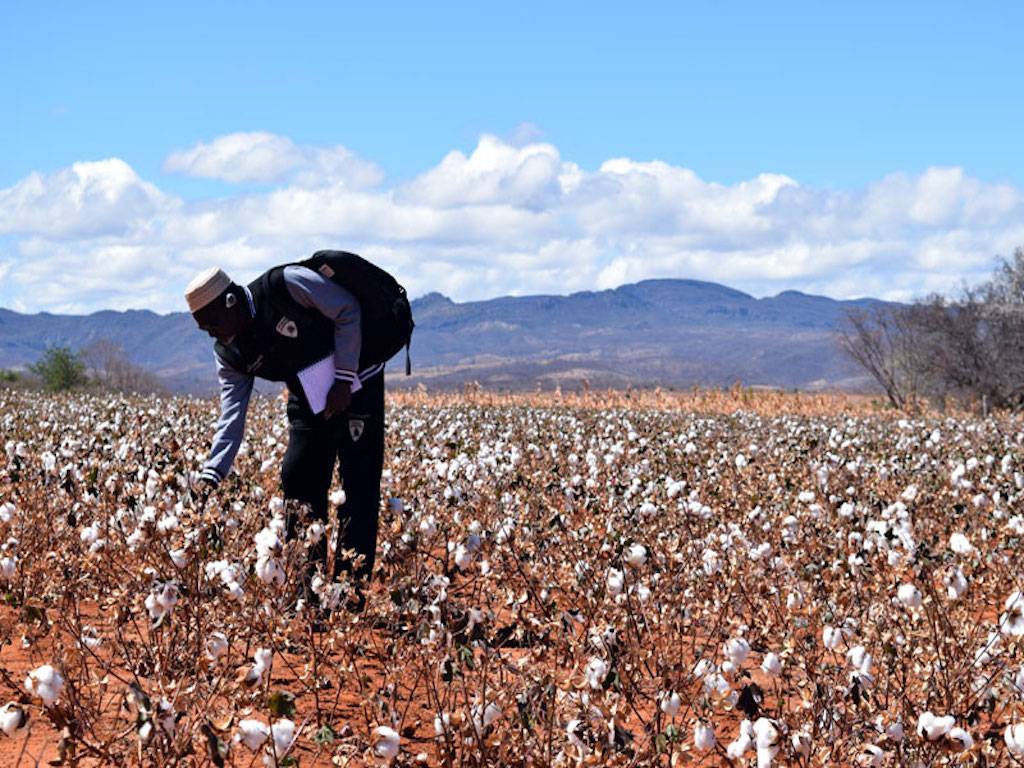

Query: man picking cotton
[[184, 252, 413, 614]]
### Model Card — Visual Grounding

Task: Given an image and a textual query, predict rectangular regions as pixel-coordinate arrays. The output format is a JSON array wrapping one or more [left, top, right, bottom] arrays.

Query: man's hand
[[188, 474, 218, 509], [324, 380, 352, 420]]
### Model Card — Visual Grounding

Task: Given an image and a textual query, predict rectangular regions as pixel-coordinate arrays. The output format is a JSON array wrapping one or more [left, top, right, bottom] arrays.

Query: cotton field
[[1, 388, 1023, 766]]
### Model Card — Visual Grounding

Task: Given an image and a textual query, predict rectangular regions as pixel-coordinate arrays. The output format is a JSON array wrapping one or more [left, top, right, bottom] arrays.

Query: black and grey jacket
[[199, 265, 384, 486]]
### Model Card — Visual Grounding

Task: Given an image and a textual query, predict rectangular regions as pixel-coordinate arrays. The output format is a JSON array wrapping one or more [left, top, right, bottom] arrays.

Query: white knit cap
[[185, 267, 232, 313]]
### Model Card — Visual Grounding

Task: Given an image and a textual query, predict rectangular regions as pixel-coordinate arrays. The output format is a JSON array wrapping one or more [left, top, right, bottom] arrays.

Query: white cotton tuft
[[917, 712, 954, 741], [659, 690, 681, 717], [24, 665, 64, 707], [0, 703, 26, 736], [761, 652, 782, 677], [624, 543, 647, 568], [694, 721, 715, 751], [374, 725, 401, 762], [235, 719, 269, 751], [896, 583, 922, 609], [585, 657, 609, 690]]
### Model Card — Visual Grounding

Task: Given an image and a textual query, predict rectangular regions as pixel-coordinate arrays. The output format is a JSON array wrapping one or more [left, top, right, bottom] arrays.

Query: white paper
[[296, 354, 361, 414]]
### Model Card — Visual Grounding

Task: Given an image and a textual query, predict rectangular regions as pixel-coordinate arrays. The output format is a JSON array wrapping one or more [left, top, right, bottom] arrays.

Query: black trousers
[[281, 372, 385, 585]]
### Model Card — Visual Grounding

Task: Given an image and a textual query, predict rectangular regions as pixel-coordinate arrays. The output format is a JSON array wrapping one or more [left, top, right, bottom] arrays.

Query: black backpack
[[295, 250, 415, 374]]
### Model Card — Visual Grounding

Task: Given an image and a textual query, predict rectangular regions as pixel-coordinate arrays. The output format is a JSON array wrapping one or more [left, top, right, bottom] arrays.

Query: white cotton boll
[[0, 556, 16, 579], [145, 581, 178, 623], [0, 503, 15, 523], [901, 485, 918, 502], [245, 648, 273, 685], [79, 626, 101, 649], [702, 548, 721, 575], [659, 691, 681, 717], [823, 625, 850, 650], [433, 712, 450, 737], [735, 453, 748, 469], [606, 568, 624, 596], [1006, 724, 1024, 756], [945, 567, 968, 600], [727, 720, 755, 759], [566, 719, 585, 749], [692, 658, 715, 679], [24, 665, 64, 707], [419, 515, 437, 536], [754, 718, 779, 750], [786, 591, 803, 611], [268, 719, 296, 759], [453, 544, 473, 570], [206, 632, 228, 661], [917, 712, 954, 740], [791, 728, 812, 757], [254, 527, 280, 556], [330, 488, 347, 506], [897, 583, 922, 609], [234, 720, 270, 753], [754, 719, 780, 767], [169, 548, 188, 568], [949, 532, 973, 554], [157, 514, 178, 533], [748, 542, 771, 561], [886, 721, 904, 742], [305, 522, 325, 545], [374, 725, 401, 762], [268, 497, 284, 515], [948, 727, 973, 750], [727, 736, 751, 759], [259, 458, 274, 473], [1001, 591, 1024, 636], [80, 522, 100, 545], [694, 721, 715, 751], [255, 557, 285, 586], [761, 653, 782, 677], [585, 657, 608, 690], [624, 543, 647, 568], [859, 744, 884, 767], [0, 703, 27, 737], [724, 637, 750, 666]]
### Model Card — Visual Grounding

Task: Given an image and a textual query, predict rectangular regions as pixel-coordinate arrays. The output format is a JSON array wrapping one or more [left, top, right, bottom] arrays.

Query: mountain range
[[0, 279, 884, 393]]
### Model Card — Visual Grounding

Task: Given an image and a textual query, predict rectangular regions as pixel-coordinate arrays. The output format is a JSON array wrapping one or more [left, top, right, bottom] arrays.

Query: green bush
[[30, 346, 87, 392], [0, 370, 17, 383]]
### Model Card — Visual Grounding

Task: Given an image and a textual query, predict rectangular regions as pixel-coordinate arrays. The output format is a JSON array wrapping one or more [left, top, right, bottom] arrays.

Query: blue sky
[[1, 1, 1023, 312]]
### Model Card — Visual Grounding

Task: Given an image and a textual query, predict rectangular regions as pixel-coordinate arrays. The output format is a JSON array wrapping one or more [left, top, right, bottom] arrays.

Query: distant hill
[[0, 279, 887, 393]]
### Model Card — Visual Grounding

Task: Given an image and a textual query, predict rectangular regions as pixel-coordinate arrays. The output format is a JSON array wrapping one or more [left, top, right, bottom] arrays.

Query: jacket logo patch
[[276, 317, 298, 338], [246, 354, 264, 373], [318, 264, 336, 279], [348, 418, 365, 443]]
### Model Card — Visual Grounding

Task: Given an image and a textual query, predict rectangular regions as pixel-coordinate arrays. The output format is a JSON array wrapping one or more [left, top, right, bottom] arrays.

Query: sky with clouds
[[1, 1, 1022, 314]]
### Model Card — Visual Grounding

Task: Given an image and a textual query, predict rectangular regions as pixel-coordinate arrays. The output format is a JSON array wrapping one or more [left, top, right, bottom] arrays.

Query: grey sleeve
[[282, 265, 362, 382], [200, 352, 254, 485]]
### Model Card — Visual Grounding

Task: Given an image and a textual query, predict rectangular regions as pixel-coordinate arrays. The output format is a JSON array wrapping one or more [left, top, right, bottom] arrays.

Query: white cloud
[[0, 131, 1021, 314], [0, 159, 174, 239], [162, 131, 383, 188]]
